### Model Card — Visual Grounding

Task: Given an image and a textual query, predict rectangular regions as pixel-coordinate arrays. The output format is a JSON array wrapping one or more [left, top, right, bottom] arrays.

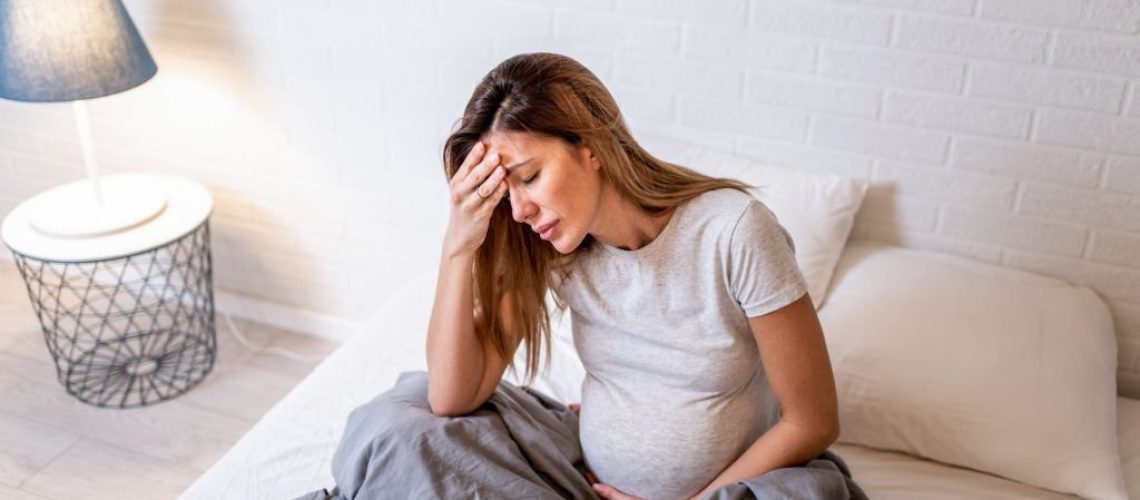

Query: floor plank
[[0, 412, 81, 489], [0, 482, 52, 500], [0, 348, 253, 470], [177, 363, 303, 423], [0, 257, 343, 499], [20, 439, 203, 500]]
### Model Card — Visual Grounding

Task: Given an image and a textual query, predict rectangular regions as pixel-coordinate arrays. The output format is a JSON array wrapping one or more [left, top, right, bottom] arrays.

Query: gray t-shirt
[[552, 188, 809, 500]]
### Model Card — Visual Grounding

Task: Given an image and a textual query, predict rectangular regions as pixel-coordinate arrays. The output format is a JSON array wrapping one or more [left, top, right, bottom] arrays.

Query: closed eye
[[523, 173, 538, 185]]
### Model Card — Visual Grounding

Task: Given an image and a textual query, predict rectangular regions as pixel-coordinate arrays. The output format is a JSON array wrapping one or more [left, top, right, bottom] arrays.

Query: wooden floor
[[0, 258, 344, 500]]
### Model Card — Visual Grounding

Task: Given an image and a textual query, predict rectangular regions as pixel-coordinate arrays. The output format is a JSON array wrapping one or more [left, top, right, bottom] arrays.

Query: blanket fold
[[294, 371, 866, 500]]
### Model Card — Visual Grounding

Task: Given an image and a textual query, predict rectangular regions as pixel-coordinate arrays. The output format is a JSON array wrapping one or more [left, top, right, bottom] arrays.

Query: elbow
[[798, 414, 841, 451], [817, 406, 841, 448], [428, 384, 467, 416], [428, 404, 466, 418], [427, 388, 476, 418], [803, 419, 840, 460], [782, 414, 840, 453], [818, 396, 841, 448], [824, 419, 840, 447], [815, 409, 841, 450], [427, 394, 467, 418], [426, 395, 451, 417]]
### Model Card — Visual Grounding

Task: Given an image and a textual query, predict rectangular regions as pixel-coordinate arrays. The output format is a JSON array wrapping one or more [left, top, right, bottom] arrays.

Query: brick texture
[[0, 0, 1135, 396]]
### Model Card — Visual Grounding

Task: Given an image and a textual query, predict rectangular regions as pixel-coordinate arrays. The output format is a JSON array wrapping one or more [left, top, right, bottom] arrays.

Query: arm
[[426, 140, 520, 417], [424, 250, 482, 416], [691, 293, 840, 499], [424, 249, 521, 417]]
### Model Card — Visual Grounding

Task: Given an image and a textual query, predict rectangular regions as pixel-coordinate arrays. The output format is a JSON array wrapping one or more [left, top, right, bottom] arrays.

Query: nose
[[509, 188, 535, 224]]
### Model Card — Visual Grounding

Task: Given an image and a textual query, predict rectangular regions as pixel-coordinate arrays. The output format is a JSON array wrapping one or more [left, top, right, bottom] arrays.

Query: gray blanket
[[294, 371, 867, 500]]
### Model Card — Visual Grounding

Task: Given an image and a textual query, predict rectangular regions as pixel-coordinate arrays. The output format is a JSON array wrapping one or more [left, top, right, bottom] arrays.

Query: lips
[[535, 221, 558, 239]]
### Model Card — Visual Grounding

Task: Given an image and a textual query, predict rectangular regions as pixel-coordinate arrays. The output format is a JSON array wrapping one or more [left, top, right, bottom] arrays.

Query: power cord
[[219, 310, 328, 363]]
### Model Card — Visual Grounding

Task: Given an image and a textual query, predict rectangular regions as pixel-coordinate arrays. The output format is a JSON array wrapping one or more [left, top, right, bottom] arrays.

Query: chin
[[550, 239, 572, 254], [550, 232, 582, 255]]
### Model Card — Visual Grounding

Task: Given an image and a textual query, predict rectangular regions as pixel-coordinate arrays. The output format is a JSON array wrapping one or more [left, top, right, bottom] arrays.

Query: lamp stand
[[27, 100, 168, 238]]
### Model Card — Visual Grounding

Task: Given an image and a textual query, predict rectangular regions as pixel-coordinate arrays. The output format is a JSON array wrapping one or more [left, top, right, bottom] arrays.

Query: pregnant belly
[[579, 388, 768, 500]]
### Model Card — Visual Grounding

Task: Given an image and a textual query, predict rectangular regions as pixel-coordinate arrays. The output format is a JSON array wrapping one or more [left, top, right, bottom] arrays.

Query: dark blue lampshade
[[0, 0, 157, 102]]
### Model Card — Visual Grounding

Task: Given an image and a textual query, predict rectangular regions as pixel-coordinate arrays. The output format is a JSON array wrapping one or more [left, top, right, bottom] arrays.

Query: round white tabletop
[[1, 173, 213, 263]]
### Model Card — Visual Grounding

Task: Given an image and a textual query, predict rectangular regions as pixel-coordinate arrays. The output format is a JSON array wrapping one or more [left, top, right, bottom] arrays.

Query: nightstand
[[1, 173, 216, 408]]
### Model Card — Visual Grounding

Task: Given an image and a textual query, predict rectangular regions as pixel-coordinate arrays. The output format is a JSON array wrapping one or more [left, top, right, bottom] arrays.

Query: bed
[[178, 243, 1140, 499], [180, 138, 1138, 499]]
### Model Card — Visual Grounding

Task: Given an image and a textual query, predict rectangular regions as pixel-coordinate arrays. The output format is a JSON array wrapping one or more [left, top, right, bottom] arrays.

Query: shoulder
[[683, 188, 760, 226], [689, 187, 755, 210], [727, 192, 795, 254], [682, 188, 784, 240]]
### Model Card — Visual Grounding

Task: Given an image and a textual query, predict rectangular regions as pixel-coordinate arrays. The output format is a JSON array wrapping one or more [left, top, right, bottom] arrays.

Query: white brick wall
[[951, 137, 1103, 187], [1, 0, 1138, 396], [968, 63, 1127, 113], [819, 45, 966, 92]]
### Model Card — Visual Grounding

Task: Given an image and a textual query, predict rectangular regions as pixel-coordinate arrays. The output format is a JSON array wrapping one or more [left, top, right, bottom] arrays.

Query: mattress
[[179, 269, 1140, 500]]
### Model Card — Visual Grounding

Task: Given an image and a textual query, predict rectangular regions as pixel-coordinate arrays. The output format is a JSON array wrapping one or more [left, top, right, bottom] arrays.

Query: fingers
[[459, 149, 500, 194], [474, 176, 507, 209], [592, 483, 623, 500], [475, 165, 507, 200], [450, 142, 507, 207], [456, 141, 485, 178], [592, 483, 642, 500]]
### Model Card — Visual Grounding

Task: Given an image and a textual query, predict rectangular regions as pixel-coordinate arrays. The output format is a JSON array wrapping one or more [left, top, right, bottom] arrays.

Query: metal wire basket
[[9, 221, 216, 408]]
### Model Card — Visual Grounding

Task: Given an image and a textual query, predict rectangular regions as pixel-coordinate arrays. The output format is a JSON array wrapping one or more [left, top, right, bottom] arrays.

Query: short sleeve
[[728, 199, 809, 318]]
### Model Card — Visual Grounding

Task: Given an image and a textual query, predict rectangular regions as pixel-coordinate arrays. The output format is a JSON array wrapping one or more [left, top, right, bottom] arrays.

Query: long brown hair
[[442, 53, 751, 385]]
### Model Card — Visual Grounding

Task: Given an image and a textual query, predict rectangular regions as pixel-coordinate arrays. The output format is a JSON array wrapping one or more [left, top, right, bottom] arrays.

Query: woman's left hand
[[591, 483, 645, 500]]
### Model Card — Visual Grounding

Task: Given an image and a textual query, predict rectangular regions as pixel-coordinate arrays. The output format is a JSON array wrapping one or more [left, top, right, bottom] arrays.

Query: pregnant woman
[[313, 52, 866, 500]]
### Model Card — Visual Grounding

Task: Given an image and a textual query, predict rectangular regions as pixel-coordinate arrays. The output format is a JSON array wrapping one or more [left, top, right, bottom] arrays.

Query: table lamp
[[0, 0, 162, 237], [0, 0, 219, 409]]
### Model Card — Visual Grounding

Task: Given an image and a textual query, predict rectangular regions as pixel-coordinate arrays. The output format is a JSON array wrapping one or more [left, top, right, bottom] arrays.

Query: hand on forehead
[[480, 130, 548, 176]]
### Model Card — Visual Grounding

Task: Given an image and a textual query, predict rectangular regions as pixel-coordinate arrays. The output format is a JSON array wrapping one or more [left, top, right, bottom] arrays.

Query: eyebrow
[[504, 158, 532, 174]]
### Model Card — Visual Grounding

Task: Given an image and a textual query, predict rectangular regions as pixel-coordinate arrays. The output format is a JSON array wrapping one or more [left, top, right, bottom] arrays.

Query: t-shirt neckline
[[599, 201, 689, 258]]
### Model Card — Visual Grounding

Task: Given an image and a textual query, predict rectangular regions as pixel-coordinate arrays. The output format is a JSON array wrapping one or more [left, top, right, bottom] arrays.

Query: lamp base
[[29, 174, 169, 238]]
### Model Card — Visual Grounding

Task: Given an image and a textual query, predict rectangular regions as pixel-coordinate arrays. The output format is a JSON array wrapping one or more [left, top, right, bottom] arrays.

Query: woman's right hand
[[567, 402, 598, 485], [444, 141, 509, 258]]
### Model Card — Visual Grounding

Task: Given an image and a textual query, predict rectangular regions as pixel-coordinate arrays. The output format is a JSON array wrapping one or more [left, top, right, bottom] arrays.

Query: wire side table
[[2, 173, 216, 408]]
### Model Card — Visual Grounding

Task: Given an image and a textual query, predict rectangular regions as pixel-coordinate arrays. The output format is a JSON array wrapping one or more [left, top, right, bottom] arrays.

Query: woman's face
[[481, 130, 602, 254]]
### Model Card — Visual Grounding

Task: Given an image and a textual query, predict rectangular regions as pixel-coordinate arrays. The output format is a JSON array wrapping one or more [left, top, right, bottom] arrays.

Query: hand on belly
[[569, 402, 601, 486], [592, 482, 646, 499]]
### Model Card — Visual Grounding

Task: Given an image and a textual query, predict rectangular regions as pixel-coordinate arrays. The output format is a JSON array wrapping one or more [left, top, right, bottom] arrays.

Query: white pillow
[[820, 241, 1127, 500], [636, 133, 868, 309]]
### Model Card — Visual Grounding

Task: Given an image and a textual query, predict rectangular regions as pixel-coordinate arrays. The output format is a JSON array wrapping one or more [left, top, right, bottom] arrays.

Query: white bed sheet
[[179, 270, 1140, 500]]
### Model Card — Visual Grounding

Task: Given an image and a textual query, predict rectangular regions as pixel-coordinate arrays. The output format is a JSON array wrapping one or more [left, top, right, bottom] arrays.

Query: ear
[[579, 144, 601, 171]]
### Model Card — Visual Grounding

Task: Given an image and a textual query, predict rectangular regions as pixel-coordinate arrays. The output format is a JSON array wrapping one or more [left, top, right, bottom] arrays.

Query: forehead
[[481, 130, 566, 157]]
